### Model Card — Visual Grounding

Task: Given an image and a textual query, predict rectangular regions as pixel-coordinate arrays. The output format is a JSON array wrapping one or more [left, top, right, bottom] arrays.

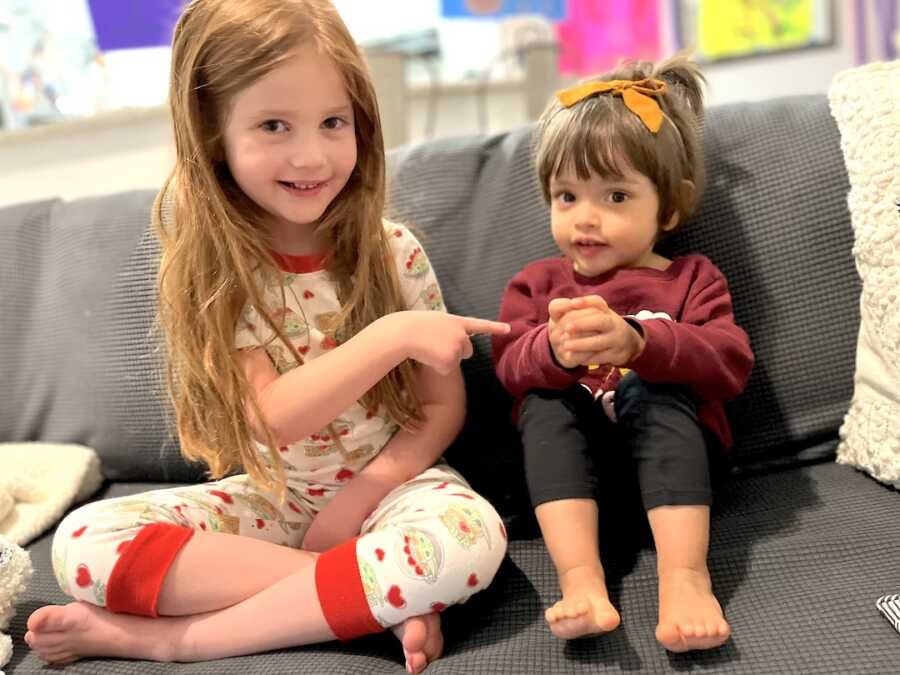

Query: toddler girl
[[492, 54, 754, 652]]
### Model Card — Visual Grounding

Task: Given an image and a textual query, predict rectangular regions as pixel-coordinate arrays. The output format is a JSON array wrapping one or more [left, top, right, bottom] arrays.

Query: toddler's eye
[[557, 191, 576, 204], [260, 120, 288, 133], [610, 191, 628, 203]]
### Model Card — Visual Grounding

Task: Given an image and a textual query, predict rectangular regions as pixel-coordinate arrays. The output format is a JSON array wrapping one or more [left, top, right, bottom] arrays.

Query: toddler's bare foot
[[26, 602, 179, 664], [655, 566, 731, 652], [545, 564, 621, 639], [391, 612, 443, 673]]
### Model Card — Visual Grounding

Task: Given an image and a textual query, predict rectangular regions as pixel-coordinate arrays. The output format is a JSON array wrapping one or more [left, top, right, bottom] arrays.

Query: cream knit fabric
[[828, 60, 900, 488], [0, 535, 33, 668], [0, 443, 103, 546]]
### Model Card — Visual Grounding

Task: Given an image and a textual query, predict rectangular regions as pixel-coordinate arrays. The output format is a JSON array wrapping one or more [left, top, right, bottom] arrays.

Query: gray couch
[[3, 94, 898, 674]]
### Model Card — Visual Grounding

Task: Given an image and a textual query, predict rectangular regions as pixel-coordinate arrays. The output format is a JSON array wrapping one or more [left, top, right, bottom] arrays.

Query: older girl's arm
[[301, 364, 465, 552]]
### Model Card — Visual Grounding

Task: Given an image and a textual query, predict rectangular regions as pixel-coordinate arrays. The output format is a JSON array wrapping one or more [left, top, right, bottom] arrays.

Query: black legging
[[518, 372, 715, 512]]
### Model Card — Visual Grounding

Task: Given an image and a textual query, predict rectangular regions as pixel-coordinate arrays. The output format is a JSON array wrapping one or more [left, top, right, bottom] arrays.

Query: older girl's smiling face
[[222, 42, 357, 254]]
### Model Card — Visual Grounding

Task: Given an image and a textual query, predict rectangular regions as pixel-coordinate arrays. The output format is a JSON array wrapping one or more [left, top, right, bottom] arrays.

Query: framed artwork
[[0, 0, 102, 130], [441, 0, 566, 20], [674, 0, 836, 63]]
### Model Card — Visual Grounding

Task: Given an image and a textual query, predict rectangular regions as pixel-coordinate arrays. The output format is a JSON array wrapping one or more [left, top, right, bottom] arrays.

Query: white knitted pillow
[[828, 60, 900, 488]]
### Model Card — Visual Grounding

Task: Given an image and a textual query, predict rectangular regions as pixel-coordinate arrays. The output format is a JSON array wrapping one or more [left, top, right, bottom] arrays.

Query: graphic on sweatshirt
[[396, 527, 443, 584]]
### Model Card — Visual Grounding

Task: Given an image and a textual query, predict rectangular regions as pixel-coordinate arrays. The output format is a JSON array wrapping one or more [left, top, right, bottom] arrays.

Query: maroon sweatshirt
[[492, 254, 754, 449]]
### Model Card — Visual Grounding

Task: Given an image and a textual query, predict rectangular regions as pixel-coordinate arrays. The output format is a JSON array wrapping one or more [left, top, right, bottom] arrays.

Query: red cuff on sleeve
[[106, 523, 195, 617], [315, 537, 384, 641]]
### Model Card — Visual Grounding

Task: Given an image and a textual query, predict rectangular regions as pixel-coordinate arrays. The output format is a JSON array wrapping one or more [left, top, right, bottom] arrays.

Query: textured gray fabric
[[0, 191, 201, 482], [10, 462, 900, 673], [386, 95, 858, 486]]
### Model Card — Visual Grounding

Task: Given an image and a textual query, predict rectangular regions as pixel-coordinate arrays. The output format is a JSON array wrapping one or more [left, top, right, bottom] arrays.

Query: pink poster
[[556, 0, 662, 76]]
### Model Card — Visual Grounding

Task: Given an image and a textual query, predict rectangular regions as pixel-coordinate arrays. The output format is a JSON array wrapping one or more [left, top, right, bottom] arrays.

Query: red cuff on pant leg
[[315, 537, 383, 641], [106, 523, 194, 617]]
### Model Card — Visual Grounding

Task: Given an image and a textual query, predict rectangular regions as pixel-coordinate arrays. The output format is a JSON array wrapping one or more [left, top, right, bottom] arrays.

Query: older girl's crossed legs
[[26, 467, 506, 672]]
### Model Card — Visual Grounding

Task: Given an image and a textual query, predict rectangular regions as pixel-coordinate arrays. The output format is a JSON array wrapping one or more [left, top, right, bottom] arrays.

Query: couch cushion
[[0, 192, 202, 483], [386, 95, 859, 492], [829, 60, 900, 488], [10, 462, 899, 673]]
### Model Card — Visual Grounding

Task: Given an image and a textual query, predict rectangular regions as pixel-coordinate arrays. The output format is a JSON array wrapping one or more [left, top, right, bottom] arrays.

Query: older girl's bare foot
[[545, 565, 621, 640], [25, 602, 179, 664], [656, 567, 731, 652], [391, 612, 443, 673]]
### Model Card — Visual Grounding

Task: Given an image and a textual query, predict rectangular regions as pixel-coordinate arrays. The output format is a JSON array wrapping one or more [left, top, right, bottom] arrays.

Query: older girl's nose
[[289, 135, 326, 169]]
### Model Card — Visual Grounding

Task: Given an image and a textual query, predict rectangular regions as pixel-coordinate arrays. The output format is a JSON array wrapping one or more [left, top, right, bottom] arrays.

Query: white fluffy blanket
[[0, 443, 104, 546]]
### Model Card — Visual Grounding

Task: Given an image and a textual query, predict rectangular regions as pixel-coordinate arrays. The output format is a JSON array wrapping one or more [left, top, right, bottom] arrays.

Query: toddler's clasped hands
[[548, 295, 645, 369]]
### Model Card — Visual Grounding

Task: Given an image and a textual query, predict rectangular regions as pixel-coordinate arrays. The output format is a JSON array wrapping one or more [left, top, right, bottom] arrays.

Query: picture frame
[[673, 0, 836, 63]]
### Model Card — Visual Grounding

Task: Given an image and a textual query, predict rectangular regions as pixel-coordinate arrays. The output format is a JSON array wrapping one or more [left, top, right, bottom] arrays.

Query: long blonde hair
[[535, 53, 706, 229], [153, 0, 423, 491]]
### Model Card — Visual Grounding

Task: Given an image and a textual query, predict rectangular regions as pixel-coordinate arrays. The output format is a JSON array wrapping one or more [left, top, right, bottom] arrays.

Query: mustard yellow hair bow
[[556, 78, 668, 134]]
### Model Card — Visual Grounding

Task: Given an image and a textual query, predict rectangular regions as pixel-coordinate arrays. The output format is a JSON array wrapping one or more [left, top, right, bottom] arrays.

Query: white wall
[[0, 0, 884, 208]]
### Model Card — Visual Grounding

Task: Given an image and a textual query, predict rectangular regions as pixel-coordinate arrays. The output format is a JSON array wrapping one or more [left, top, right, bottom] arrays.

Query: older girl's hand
[[385, 311, 510, 374]]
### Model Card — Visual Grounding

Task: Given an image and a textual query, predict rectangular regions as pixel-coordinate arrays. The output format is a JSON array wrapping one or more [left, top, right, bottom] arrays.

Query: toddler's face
[[549, 163, 675, 277], [222, 42, 357, 254]]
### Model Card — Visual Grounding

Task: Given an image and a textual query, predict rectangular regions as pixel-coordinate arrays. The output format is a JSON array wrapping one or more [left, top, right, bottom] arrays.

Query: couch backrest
[[0, 95, 859, 510], [0, 192, 200, 482]]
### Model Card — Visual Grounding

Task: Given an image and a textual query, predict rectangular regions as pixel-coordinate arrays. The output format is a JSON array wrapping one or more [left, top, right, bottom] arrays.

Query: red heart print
[[208, 490, 234, 504], [199, 522, 207, 530], [279, 445, 289, 453], [303, 290, 314, 299], [467, 573, 479, 587], [116, 539, 133, 556], [75, 564, 92, 588], [393, 229, 403, 238], [256, 519, 265, 529], [321, 336, 337, 350], [288, 502, 302, 514], [308, 487, 326, 497], [71, 526, 87, 538], [375, 548, 385, 562], [299, 345, 310, 355], [433, 482, 449, 490], [335, 468, 354, 481], [430, 602, 447, 613], [386, 585, 407, 608]]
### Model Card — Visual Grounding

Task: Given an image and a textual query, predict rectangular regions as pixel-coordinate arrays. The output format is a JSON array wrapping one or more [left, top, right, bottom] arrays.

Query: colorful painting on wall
[[555, 0, 662, 75], [0, 0, 102, 130], [441, 0, 566, 20], [676, 0, 835, 62]]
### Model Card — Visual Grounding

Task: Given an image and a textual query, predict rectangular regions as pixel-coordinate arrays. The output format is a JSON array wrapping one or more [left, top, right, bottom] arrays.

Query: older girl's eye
[[610, 191, 628, 203], [322, 116, 348, 130], [260, 120, 288, 133]]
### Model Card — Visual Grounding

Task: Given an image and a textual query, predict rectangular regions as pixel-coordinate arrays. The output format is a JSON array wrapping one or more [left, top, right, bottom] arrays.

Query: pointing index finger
[[461, 317, 511, 336]]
